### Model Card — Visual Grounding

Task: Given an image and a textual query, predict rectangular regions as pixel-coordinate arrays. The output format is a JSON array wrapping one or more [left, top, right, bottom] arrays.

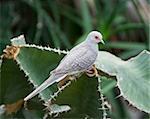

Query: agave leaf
[[95, 50, 150, 113], [0, 59, 31, 104], [0, 58, 44, 118], [55, 75, 102, 118]]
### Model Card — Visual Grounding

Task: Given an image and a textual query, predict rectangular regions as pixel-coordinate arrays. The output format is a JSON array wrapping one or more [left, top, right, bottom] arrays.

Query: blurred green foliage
[[0, 0, 149, 118], [0, 0, 148, 56]]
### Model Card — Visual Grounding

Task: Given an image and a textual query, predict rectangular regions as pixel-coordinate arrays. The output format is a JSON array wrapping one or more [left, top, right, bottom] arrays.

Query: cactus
[[0, 35, 149, 118], [95, 51, 150, 113]]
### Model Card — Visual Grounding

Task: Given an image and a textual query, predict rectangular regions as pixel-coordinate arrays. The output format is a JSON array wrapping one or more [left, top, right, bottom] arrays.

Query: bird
[[24, 31, 104, 101]]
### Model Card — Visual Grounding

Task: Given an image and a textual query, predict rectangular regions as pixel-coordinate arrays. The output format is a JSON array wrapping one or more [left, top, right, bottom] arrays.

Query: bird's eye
[[95, 36, 98, 39]]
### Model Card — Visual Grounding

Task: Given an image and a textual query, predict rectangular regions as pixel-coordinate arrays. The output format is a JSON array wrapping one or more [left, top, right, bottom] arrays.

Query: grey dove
[[24, 31, 104, 101]]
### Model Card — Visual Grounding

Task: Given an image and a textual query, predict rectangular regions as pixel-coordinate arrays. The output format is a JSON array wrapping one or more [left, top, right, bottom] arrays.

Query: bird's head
[[87, 31, 104, 44]]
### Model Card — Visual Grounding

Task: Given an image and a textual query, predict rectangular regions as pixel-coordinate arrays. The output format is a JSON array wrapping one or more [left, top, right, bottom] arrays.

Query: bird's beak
[[101, 39, 105, 44]]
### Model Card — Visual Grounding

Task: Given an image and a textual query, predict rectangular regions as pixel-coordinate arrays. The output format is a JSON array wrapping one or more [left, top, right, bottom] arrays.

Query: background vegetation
[[0, 0, 149, 119]]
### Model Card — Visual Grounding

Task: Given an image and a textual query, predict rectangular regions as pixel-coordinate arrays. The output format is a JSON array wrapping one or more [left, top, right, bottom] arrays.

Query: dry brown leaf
[[5, 99, 24, 115], [2, 46, 20, 60]]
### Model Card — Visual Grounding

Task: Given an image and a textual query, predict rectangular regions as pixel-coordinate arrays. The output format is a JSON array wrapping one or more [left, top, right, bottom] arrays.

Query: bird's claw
[[86, 65, 99, 77]]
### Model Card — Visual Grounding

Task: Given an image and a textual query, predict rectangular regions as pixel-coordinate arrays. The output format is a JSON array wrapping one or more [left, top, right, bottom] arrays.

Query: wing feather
[[53, 43, 97, 75]]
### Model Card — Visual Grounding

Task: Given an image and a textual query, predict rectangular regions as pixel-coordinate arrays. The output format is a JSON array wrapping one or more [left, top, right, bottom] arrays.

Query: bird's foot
[[86, 65, 99, 77]]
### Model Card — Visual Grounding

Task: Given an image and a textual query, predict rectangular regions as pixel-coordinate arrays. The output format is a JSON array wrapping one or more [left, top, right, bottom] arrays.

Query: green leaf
[[55, 75, 102, 118], [22, 109, 44, 119], [95, 50, 150, 113], [112, 23, 145, 34], [105, 42, 146, 50], [60, 5, 82, 26], [0, 39, 45, 118], [0, 59, 31, 104], [80, 0, 92, 32], [23, 0, 71, 48]]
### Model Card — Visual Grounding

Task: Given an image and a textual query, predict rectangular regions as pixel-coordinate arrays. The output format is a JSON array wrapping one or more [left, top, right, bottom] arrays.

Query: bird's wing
[[54, 44, 96, 75], [50, 42, 85, 74]]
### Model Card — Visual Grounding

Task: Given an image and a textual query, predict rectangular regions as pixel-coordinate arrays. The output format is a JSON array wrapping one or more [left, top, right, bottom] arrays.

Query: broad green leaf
[[22, 109, 44, 119], [0, 44, 44, 118], [95, 50, 150, 113], [0, 59, 31, 104], [55, 75, 102, 118], [96, 51, 123, 76]]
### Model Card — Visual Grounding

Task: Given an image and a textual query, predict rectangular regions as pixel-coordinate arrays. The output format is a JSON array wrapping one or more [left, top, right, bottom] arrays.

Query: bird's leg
[[86, 65, 99, 77], [92, 64, 99, 77]]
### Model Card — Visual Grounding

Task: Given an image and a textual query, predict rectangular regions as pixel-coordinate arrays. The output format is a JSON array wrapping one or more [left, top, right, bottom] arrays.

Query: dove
[[24, 31, 104, 101]]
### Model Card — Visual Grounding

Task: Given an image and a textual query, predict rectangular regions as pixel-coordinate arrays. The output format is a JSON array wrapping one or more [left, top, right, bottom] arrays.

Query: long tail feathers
[[24, 74, 67, 101]]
